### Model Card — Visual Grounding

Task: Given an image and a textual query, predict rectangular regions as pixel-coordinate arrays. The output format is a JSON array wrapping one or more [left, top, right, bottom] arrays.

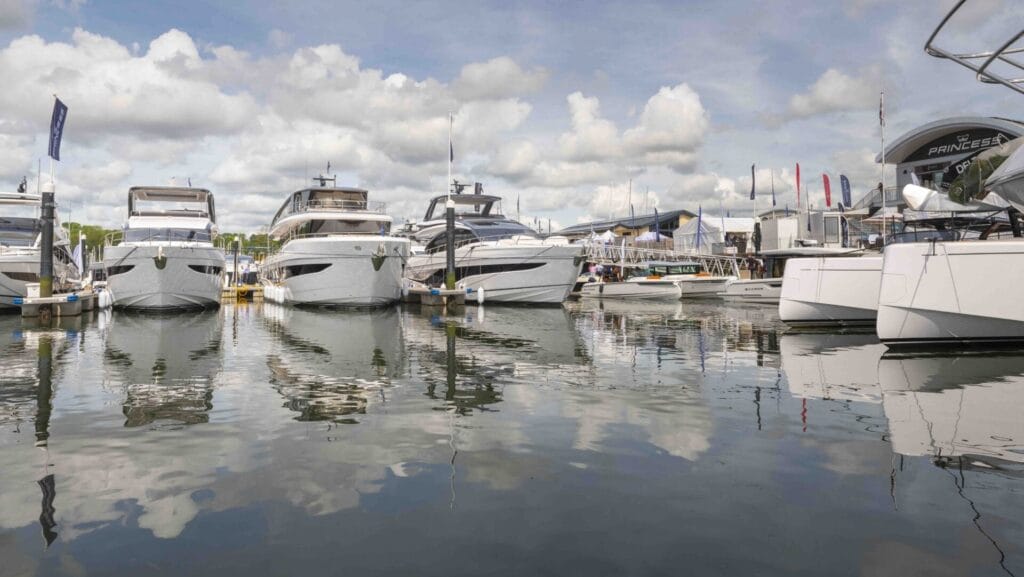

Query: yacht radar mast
[[926, 0, 1024, 96]]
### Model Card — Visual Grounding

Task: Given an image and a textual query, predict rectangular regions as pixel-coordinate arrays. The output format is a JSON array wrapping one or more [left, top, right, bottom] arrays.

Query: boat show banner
[[822, 173, 832, 208], [840, 175, 852, 207], [48, 98, 68, 161]]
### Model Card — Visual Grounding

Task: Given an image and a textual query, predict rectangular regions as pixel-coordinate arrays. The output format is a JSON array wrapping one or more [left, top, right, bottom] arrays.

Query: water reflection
[[104, 312, 223, 427], [262, 304, 406, 423], [879, 353, 1024, 468], [780, 332, 885, 403]]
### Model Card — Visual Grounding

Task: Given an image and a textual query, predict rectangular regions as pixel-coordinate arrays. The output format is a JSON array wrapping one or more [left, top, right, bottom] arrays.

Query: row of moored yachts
[[1, 176, 587, 312]]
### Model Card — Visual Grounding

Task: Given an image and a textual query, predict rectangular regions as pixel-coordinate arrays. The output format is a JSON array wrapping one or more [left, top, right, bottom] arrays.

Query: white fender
[[476, 286, 485, 304]]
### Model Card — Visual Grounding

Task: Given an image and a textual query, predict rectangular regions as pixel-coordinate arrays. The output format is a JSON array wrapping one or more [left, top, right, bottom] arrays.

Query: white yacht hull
[[406, 242, 583, 304], [779, 256, 882, 326], [674, 276, 734, 298], [0, 251, 78, 309], [720, 278, 782, 303], [105, 244, 225, 310], [877, 240, 1024, 345], [262, 236, 409, 307], [579, 280, 682, 300]]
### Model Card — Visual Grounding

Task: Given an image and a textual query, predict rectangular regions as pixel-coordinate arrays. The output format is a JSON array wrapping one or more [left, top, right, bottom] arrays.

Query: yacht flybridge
[[405, 192, 584, 303], [104, 186, 225, 310], [0, 191, 80, 309], [261, 177, 410, 307]]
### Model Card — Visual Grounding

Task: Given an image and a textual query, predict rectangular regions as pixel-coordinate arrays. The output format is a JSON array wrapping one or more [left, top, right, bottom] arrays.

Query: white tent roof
[[673, 216, 755, 235]]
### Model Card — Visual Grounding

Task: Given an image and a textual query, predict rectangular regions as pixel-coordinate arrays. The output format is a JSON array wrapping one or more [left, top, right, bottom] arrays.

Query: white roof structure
[[673, 216, 754, 254]]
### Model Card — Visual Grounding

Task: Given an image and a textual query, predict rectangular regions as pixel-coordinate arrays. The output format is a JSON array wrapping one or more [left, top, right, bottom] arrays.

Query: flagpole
[[880, 89, 886, 241], [447, 112, 453, 199]]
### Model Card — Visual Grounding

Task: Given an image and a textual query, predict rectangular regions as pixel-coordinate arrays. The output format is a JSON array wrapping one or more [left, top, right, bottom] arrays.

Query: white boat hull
[[674, 276, 734, 298], [263, 236, 409, 307], [0, 251, 79, 309], [105, 244, 225, 310], [406, 242, 583, 304], [877, 240, 1024, 345], [579, 280, 682, 300], [720, 278, 782, 303], [779, 256, 882, 326]]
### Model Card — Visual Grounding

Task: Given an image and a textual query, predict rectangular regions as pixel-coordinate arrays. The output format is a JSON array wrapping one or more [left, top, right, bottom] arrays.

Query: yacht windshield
[[0, 217, 39, 247], [125, 228, 212, 243], [294, 219, 390, 236], [650, 263, 702, 275]]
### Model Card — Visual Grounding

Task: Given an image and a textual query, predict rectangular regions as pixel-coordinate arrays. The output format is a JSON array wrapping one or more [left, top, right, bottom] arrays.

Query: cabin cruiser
[[778, 253, 881, 326], [104, 187, 224, 310], [875, 184, 1022, 345], [721, 247, 855, 304], [261, 178, 410, 307], [645, 260, 736, 298], [405, 192, 584, 303], [0, 191, 80, 309], [579, 264, 683, 300]]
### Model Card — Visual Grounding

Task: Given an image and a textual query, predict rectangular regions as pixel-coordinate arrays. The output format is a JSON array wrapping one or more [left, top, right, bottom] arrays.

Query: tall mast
[[880, 89, 886, 240]]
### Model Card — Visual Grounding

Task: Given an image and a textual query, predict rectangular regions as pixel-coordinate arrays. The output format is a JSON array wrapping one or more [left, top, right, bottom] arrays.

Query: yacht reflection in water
[[780, 333, 885, 403], [104, 311, 223, 427], [879, 353, 1024, 469], [404, 306, 585, 414], [262, 303, 407, 422]]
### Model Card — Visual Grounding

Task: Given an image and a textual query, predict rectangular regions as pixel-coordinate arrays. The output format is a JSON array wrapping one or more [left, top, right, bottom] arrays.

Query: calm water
[[1, 301, 1022, 576]]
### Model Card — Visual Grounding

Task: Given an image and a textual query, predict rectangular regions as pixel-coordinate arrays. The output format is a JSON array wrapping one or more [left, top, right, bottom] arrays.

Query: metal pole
[[445, 199, 456, 289], [233, 238, 240, 287], [39, 181, 55, 299]]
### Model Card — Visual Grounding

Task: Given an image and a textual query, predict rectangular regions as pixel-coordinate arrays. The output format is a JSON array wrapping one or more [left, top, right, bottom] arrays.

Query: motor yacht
[[579, 264, 683, 300], [875, 185, 1021, 345], [0, 191, 80, 309], [103, 187, 225, 310], [261, 177, 410, 307], [405, 192, 584, 303], [721, 247, 854, 304], [778, 254, 881, 326], [645, 260, 736, 298]]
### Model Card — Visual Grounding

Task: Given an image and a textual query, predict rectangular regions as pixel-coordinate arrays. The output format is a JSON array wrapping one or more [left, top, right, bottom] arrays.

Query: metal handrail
[[584, 243, 741, 277], [925, 0, 1024, 95]]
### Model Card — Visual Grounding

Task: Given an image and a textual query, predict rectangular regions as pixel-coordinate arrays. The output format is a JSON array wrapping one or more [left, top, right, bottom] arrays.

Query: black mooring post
[[445, 199, 456, 289], [39, 183, 55, 298]]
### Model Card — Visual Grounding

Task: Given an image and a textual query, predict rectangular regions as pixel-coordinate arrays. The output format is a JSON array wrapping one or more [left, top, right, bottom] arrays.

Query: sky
[[0, 0, 1021, 232]]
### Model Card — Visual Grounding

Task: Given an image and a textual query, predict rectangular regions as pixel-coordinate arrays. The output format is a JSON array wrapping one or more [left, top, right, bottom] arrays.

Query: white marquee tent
[[673, 216, 755, 254]]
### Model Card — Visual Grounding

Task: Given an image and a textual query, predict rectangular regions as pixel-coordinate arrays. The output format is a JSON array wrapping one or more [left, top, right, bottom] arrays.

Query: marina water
[[1, 302, 1022, 576]]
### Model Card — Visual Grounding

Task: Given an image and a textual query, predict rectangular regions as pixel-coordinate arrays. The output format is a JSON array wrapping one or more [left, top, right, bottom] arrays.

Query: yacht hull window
[[284, 263, 332, 278], [188, 265, 223, 275], [420, 262, 543, 285], [124, 229, 212, 243], [107, 265, 136, 276]]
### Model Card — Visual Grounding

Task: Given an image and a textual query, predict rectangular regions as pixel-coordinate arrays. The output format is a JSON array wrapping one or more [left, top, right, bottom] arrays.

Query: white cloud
[[624, 84, 708, 171], [452, 56, 548, 101], [557, 92, 620, 162], [788, 68, 880, 118], [267, 28, 291, 50]]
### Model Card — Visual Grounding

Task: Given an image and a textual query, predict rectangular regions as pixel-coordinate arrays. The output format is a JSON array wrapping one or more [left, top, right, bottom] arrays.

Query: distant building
[[556, 209, 697, 240]]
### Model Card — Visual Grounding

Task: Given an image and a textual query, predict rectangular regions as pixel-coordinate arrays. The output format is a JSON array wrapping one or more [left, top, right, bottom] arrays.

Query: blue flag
[[654, 207, 660, 241], [750, 164, 756, 200], [695, 205, 702, 252], [840, 174, 852, 207], [771, 169, 776, 207], [48, 98, 68, 161]]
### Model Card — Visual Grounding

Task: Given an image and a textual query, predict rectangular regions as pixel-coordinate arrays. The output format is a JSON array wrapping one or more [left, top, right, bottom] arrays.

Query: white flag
[[72, 238, 83, 274]]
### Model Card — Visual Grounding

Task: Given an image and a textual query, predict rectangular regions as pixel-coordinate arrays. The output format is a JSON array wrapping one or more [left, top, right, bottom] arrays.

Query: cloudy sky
[[0, 0, 1021, 232]]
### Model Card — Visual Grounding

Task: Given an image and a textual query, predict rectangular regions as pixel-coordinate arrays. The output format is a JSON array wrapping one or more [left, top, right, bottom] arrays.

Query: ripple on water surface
[[0, 302, 1022, 576]]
